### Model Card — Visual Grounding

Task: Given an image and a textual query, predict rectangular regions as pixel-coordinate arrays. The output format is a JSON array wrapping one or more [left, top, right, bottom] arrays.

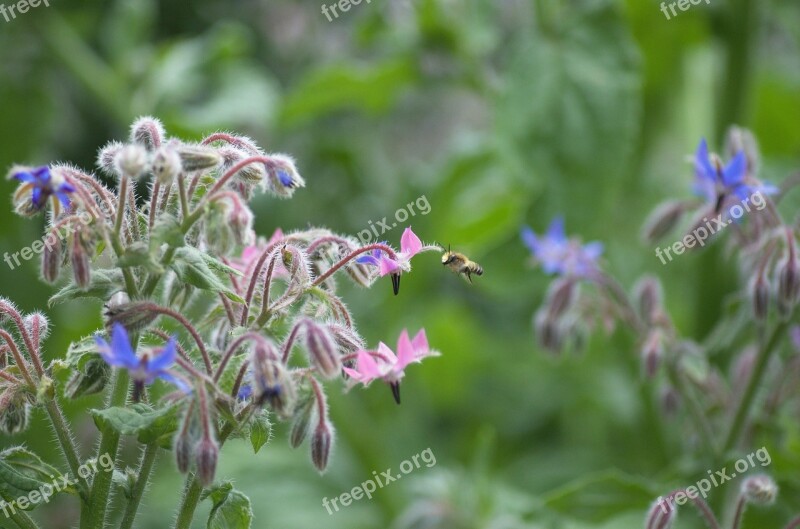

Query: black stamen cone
[[390, 381, 401, 404], [132, 380, 145, 403], [391, 273, 401, 296]]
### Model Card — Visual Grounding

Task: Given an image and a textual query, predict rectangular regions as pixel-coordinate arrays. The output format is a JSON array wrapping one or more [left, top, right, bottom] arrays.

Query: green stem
[[7, 506, 40, 529], [43, 400, 89, 501], [722, 320, 788, 453], [667, 362, 718, 458], [80, 369, 130, 529], [119, 443, 159, 529], [715, 0, 756, 138]]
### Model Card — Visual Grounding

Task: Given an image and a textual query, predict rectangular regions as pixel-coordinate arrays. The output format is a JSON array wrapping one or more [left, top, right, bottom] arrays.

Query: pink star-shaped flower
[[343, 328, 438, 404]]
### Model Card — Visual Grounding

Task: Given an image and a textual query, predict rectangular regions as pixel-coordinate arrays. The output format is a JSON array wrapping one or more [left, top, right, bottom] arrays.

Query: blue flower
[[95, 323, 190, 394], [693, 138, 777, 204], [12, 166, 75, 211], [521, 217, 603, 278]]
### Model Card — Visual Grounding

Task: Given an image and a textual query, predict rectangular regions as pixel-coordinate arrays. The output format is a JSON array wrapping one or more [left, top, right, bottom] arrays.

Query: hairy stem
[[119, 443, 159, 529], [44, 400, 89, 501]]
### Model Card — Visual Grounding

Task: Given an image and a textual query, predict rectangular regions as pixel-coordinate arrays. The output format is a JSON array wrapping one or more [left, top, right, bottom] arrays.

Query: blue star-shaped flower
[[12, 166, 75, 210], [521, 217, 603, 278], [693, 138, 777, 204], [95, 323, 189, 394]]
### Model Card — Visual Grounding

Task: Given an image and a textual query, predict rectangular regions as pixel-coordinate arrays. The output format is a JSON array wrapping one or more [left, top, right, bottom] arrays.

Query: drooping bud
[[130, 116, 165, 151], [194, 437, 219, 487], [778, 230, 799, 317], [544, 277, 577, 319], [250, 341, 296, 418], [114, 144, 149, 180], [65, 357, 110, 399], [645, 494, 677, 529], [174, 407, 196, 474], [203, 202, 235, 255], [151, 146, 182, 185], [103, 301, 159, 333], [731, 347, 756, 391], [289, 395, 315, 448], [97, 141, 124, 175], [740, 474, 778, 505], [303, 320, 340, 379], [749, 270, 770, 320], [534, 310, 562, 354], [0, 389, 30, 435], [660, 385, 680, 417], [264, 154, 305, 198], [310, 419, 334, 473], [41, 230, 62, 284], [642, 201, 686, 243], [218, 147, 266, 185], [633, 276, 664, 325], [12, 179, 40, 217], [227, 200, 254, 247], [641, 330, 664, 379], [177, 144, 222, 172], [70, 228, 92, 289]]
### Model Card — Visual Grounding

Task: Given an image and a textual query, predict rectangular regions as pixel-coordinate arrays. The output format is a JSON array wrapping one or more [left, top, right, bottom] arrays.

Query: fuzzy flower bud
[[0, 389, 30, 435], [227, 201, 254, 247], [250, 341, 296, 418], [660, 386, 680, 417], [633, 276, 664, 325], [103, 301, 160, 333], [151, 146, 182, 185], [177, 144, 222, 172], [70, 229, 92, 289], [749, 271, 770, 320], [41, 232, 62, 284], [130, 116, 165, 151], [545, 277, 577, 320], [642, 201, 686, 243], [641, 330, 664, 379], [289, 395, 315, 448], [310, 419, 334, 473], [114, 144, 149, 180], [264, 154, 305, 198], [778, 231, 799, 316], [218, 147, 266, 185], [534, 310, 562, 354], [303, 320, 340, 379], [645, 494, 677, 529], [97, 141, 124, 175], [741, 474, 778, 505], [195, 437, 219, 487]]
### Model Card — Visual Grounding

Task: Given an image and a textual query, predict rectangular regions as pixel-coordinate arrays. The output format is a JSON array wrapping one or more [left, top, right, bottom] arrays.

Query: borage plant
[[0, 117, 440, 529], [522, 126, 800, 529]]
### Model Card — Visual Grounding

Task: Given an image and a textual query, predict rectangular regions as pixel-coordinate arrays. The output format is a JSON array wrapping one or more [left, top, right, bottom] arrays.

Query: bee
[[441, 246, 483, 283]]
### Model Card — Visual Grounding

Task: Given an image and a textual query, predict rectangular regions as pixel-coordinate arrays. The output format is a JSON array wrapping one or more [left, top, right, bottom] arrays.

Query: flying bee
[[441, 246, 483, 283]]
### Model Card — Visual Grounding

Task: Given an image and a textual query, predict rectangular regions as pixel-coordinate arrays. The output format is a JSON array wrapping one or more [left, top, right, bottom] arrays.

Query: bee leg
[[465, 270, 472, 284]]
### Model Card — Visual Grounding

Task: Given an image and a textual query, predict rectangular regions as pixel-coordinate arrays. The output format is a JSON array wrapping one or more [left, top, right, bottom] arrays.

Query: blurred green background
[[0, 0, 799, 527]]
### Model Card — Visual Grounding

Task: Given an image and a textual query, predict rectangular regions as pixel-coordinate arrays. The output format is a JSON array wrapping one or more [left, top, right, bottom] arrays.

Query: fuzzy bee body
[[441, 249, 483, 283]]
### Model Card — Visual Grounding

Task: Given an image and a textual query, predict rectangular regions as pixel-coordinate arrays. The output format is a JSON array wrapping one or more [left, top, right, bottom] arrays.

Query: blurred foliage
[[0, 0, 799, 528]]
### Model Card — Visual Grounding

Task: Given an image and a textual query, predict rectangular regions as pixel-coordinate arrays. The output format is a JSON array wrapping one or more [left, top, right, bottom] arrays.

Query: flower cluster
[[520, 126, 800, 529], [1, 117, 440, 529]]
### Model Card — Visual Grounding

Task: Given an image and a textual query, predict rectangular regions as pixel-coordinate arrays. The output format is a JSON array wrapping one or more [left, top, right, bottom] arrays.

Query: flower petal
[[582, 241, 604, 260], [396, 329, 414, 369], [378, 257, 401, 276], [355, 350, 383, 381], [156, 371, 192, 394], [411, 329, 429, 354], [520, 226, 539, 255], [400, 228, 422, 257], [546, 216, 566, 243], [723, 151, 747, 187], [694, 138, 716, 182], [12, 171, 36, 183], [148, 336, 177, 372], [356, 254, 381, 267]]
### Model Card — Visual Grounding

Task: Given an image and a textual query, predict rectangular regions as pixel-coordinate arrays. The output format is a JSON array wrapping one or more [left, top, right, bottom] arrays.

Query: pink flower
[[356, 227, 438, 294], [343, 328, 439, 404]]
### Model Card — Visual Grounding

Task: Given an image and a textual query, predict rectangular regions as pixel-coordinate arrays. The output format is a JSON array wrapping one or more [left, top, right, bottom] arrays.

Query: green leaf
[[116, 241, 164, 273], [150, 214, 186, 250], [0, 447, 75, 505], [249, 411, 272, 454], [48, 269, 125, 307], [541, 470, 657, 523], [91, 404, 180, 446], [203, 481, 253, 529], [170, 247, 244, 302]]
